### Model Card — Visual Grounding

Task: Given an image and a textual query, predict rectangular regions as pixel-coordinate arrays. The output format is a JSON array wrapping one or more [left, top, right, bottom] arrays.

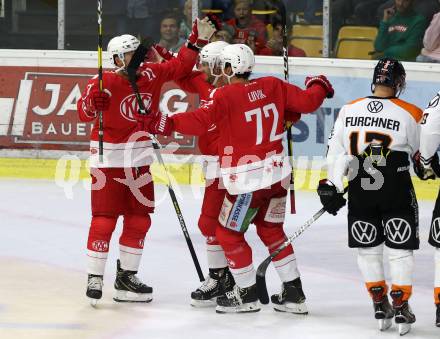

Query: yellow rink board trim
[[0, 158, 438, 200]]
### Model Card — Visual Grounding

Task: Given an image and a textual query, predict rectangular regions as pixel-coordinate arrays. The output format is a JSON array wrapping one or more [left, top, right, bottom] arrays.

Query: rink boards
[[0, 50, 439, 199]]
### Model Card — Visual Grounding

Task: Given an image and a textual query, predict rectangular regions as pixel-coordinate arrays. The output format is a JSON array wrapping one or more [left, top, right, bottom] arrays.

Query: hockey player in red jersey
[[155, 40, 236, 306], [77, 18, 217, 306], [138, 44, 334, 313]]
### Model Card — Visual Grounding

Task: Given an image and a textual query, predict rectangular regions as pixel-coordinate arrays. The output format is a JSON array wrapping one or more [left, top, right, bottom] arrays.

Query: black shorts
[[429, 188, 440, 248], [347, 152, 419, 250]]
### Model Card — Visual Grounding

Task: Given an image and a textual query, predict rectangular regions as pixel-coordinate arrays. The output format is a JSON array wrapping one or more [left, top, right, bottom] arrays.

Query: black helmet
[[371, 58, 406, 96]]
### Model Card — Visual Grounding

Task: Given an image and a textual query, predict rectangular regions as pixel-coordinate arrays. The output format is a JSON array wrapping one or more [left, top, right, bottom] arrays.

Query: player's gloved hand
[[188, 16, 218, 49], [87, 88, 111, 112], [317, 179, 346, 216], [152, 44, 174, 61], [412, 151, 439, 180], [137, 112, 174, 136], [305, 75, 334, 99]]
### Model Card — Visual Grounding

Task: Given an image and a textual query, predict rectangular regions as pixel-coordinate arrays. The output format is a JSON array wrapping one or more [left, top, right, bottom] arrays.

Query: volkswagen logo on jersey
[[120, 93, 152, 122], [385, 218, 412, 244], [351, 221, 377, 244], [431, 218, 440, 244], [367, 101, 384, 113]]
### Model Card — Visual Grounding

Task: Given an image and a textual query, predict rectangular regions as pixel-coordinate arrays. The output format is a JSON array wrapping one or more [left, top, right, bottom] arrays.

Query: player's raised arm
[[149, 16, 220, 83], [283, 75, 334, 119]]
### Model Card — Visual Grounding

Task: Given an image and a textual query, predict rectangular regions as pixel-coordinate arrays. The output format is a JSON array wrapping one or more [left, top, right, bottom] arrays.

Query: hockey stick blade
[[256, 187, 348, 304]]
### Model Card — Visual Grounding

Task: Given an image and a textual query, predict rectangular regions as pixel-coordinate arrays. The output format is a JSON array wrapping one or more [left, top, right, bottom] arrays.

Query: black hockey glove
[[412, 151, 440, 180], [317, 179, 346, 216]]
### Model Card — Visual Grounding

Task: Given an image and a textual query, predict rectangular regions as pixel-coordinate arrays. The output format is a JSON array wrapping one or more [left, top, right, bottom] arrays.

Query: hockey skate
[[191, 267, 234, 307], [86, 274, 103, 307], [271, 277, 308, 314], [215, 284, 260, 313], [113, 259, 153, 303], [390, 290, 415, 336], [369, 286, 394, 331]]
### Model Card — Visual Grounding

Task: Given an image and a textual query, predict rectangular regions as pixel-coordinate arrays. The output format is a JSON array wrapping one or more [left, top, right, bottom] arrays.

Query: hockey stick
[[277, 0, 296, 214], [256, 186, 348, 304], [97, 0, 104, 163], [125, 45, 205, 282]]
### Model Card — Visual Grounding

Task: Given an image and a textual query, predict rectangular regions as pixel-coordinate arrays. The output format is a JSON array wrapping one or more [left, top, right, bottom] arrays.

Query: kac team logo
[[92, 240, 109, 252], [385, 218, 412, 244], [431, 217, 440, 244], [120, 93, 152, 122], [351, 221, 377, 244]]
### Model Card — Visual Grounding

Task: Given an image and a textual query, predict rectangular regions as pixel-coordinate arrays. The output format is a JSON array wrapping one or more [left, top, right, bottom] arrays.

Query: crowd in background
[[112, 0, 440, 62]]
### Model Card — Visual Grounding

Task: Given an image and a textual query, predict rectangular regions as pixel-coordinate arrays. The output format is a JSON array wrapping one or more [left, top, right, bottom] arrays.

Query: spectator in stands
[[180, 0, 202, 39], [378, 0, 440, 24], [417, 10, 440, 62], [212, 26, 234, 43], [157, 13, 186, 52], [259, 18, 306, 57], [374, 0, 427, 61], [225, 0, 267, 54], [353, 0, 388, 26], [127, 0, 180, 41]]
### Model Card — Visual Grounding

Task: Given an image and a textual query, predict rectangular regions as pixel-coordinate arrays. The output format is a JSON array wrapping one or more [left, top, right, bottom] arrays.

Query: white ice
[[0, 178, 439, 339]]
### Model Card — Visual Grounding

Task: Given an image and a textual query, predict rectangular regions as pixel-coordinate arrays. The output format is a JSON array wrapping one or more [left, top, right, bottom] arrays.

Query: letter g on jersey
[[351, 221, 377, 244], [431, 218, 440, 244], [385, 218, 412, 244]]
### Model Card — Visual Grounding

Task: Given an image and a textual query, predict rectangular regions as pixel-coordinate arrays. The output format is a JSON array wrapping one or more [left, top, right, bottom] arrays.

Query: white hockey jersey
[[420, 90, 440, 167], [327, 96, 423, 191]]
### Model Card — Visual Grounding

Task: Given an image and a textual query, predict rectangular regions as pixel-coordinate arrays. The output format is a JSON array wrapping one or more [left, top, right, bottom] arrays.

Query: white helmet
[[200, 41, 229, 84], [107, 34, 140, 68], [220, 44, 255, 81]]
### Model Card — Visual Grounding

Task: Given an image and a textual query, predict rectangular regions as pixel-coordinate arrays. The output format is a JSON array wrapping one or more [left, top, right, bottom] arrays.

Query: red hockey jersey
[[170, 76, 328, 194], [77, 45, 198, 168], [175, 71, 222, 179]]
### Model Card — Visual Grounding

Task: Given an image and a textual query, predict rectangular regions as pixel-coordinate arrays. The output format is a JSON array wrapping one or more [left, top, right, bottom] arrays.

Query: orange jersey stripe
[[390, 98, 423, 123]]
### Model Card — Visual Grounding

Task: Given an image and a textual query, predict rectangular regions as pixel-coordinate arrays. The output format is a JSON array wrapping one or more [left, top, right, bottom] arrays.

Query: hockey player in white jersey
[[413, 89, 440, 327], [317, 58, 422, 335]]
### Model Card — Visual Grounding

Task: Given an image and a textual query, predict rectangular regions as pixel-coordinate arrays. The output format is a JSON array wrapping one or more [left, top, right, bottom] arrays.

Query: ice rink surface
[[1, 178, 440, 339]]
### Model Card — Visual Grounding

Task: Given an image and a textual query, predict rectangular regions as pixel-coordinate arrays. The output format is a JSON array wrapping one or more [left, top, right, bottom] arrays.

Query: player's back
[[215, 76, 288, 162], [338, 96, 422, 156]]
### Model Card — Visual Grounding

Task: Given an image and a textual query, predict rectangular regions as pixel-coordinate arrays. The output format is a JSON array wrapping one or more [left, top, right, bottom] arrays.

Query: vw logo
[[120, 93, 152, 122], [351, 221, 377, 244], [431, 217, 440, 244], [385, 218, 412, 244], [367, 101, 383, 113]]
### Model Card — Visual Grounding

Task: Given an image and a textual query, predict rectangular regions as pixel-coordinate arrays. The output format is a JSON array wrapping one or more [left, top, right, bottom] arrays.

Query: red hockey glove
[[188, 16, 218, 49], [152, 44, 174, 61], [136, 112, 174, 136], [88, 88, 111, 112], [305, 75, 334, 99]]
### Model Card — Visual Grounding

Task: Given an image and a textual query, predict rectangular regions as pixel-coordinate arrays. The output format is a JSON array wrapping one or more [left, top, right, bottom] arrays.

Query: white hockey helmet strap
[[220, 44, 255, 83], [107, 34, 140, 69]]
